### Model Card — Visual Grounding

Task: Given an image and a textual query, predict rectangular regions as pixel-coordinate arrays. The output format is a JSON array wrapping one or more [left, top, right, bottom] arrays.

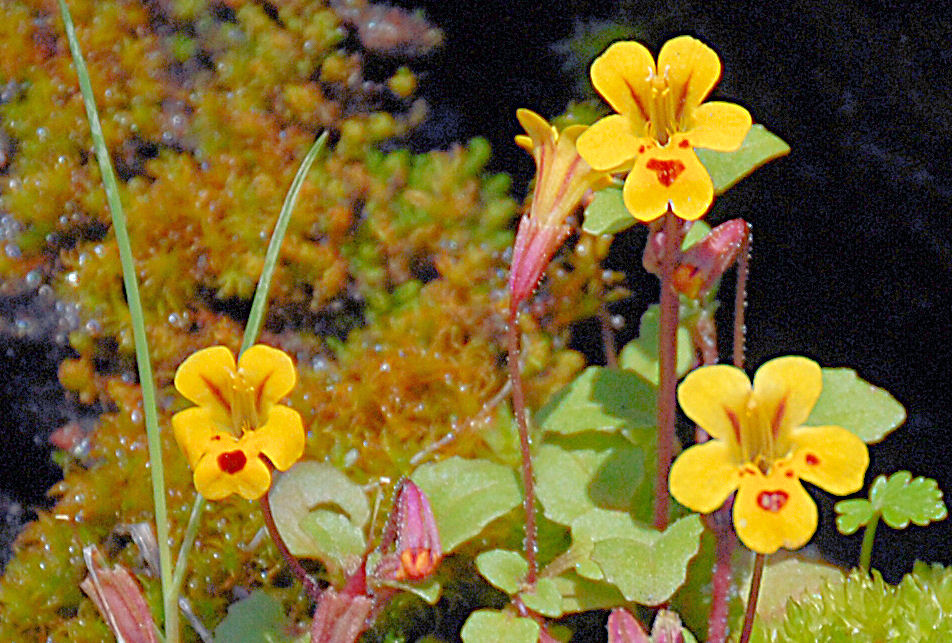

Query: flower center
[[648, 68, 677, 145], [229, 373, 260, 435], [646, 158, 686, 187], [756, 490, 789, 513]]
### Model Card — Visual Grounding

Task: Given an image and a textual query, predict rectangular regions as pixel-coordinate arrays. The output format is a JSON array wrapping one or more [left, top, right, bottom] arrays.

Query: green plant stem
[[739, 553, 766, 643], [56, 1, 176, 637], [654, 210, 680, 530], [170, 495, 205, 602], [259, 493, 323, 603], [508, 308, 538, 586], [859, 513, 879, 573]]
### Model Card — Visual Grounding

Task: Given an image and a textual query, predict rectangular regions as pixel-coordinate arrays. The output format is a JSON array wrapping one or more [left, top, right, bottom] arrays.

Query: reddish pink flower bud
[[80, 546, 159, 643], [374, 479, 442, 582], [607, 608, 651, 643], [650, 610, 685, 643], [643, 219, 749, 299], [310, 587, 373, 643]]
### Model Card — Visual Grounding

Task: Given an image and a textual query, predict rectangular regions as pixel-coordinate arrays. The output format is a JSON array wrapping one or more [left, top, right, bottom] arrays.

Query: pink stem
[[733, 228, 751, 369], [654, 210, 680, 530], [259, 493, 322, 604], [598, 307, 619, 369], [739, 553, 766, 643], [508, 309, 538, 585]]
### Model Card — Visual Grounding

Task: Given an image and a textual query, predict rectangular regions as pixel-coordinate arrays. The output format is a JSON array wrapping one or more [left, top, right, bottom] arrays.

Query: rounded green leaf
[[411, 457, 521, 553], [520, 577, 564, 618], [461, 610, 540, 643], [590, 514, 704, 605], [213, 590, 292, 643], [582, 186, 634, 236], [269, 462, 370, 559], [298, 510, 367, 577], [834, 498, 875, 535], [618, 305, 694, 386], [806, 368, 906, 443], [475, 549, 527, 595], [695, 124, 790, 194]]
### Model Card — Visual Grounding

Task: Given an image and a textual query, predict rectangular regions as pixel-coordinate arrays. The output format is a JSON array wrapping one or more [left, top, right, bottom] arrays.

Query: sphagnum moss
[[0, 0, 611, 638]]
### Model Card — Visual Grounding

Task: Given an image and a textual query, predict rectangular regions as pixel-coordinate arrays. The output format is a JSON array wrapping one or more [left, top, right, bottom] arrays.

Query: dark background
[[2, 0, 950, 581], [396, 0, 952, 580]]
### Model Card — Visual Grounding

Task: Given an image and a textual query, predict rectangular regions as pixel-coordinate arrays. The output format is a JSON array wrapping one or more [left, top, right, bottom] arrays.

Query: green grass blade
[[241, 131, 329, 354], [56, 0, 176, 638]]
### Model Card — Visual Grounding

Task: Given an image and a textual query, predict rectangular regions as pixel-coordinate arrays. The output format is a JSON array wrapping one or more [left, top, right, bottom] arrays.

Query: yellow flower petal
[[576, 114, 641, 171], [733, 465, 817, 554], [237, 344, 297, 406], [193, 439, 272, 500], [790, 425, 869, 495], [751, 356, 822, 440], [677, 364, 751, 444], [589, 41, 655, 131], [624, 143, 713, 221], [688, 102, 752, 152], [656, 36, 722, 125], [171, 406, 223, 468], [669, 440, 741, 513], [246, 405, 306, 471], [516, 108, 554, 152], [174, 346, 236, 412]]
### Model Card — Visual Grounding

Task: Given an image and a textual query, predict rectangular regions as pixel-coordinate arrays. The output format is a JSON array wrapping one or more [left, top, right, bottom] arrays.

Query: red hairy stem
[[654, 210, 681, 530], [739, 553, 767, 643], [733, 228, 751, 369], [259, 493, 322, 604], [508, 308, 539, 585]]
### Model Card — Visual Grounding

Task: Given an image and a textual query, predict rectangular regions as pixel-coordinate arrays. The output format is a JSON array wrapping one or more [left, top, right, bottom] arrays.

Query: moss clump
[[752, 563, 952, 642], [0, 0, 614, 639]]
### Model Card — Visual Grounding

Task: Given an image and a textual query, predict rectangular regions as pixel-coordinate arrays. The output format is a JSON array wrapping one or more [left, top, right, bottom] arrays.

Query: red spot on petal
[[678, 139, 690, 148], [785, 470, 795, 478], [217, 450, 247, 474], [638, 145, 645, 154], [757, 490, 789, 512], [646, 158, 687, 187], [805, 453, 819, 465]]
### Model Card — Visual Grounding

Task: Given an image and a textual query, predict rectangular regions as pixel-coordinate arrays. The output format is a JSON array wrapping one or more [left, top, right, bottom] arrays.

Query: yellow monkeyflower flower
[[172, 345, 305, 500], [576, 36, 752, 222], [669, 356, 869, 554], [509, 108, 611, 309]]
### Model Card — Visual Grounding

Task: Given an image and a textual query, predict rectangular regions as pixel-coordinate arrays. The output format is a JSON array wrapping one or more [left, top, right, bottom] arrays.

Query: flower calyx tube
[[577, 36, 752, 222], [172, 344, 305, 501], [509, 108, 612, 311], [669, 356, 870, 553], [372, 479, 443, 584]]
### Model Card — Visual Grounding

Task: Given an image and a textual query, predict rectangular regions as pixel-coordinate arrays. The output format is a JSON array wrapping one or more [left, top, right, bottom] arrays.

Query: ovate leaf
[[582, 186, 634, 236], [618, 305, 694, 386], [411, 457, 521, 553], [461, 610, 540, 643], [475, 549, 527, 595], [588, 514, 704, 605], [521, 577, 564, 618], [298, 510, 366, 577], [807, 368, 906, 443], [269, 462, 369, 561], [213, 590, 291, 643], [696, 124, 790, 194], [536, 366, 656, 436]]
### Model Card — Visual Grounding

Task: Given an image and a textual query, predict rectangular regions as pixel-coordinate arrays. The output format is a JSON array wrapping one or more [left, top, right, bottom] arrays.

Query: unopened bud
[[80, 545, 159, 643], [373, 479, 443, 582], [607, 608, 650, 643]]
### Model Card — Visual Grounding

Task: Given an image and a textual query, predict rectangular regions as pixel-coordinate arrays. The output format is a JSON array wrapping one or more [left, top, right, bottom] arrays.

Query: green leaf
[[582, 186, 634, 236], [681, 220, 712, 251], [269, 462, 369, 565], [213, 590, 292, 643], [618, 305, 694, 386], [411, 457, 521, 553], [834, 498, 875, 535], [521, 577, 564, 617], [755, 556, 845, 626], [534, 437, 650, 527], [551, 572, 627, 614], [870, 471, 948, 529], [586, 513, 704, 605], [536, 366, 657, 436], [298, 510, 367, 576], [695, 124, 790, 194], [807, 368, 906, 443], [461, 610, 540, 643], [475, 549, 527, 595]]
